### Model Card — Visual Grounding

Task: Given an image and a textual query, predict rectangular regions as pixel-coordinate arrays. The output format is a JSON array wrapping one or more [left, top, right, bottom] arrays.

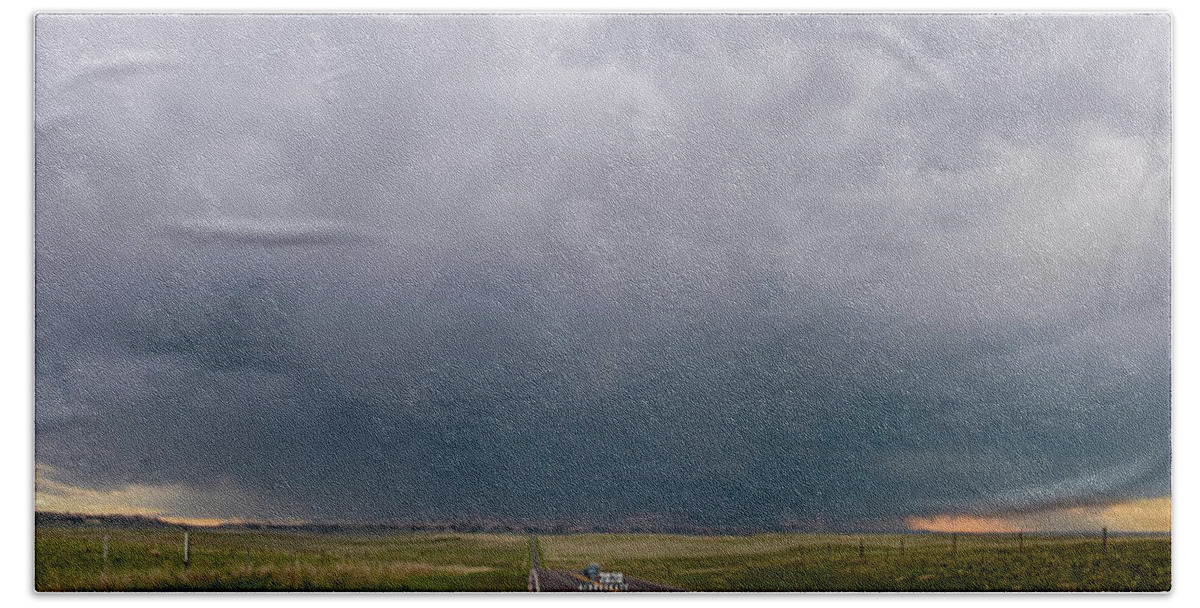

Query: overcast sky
[[34, 13, 1170, 529]]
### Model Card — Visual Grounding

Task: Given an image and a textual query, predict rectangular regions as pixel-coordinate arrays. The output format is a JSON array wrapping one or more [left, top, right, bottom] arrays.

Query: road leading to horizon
[[527, 535, 684, 592]]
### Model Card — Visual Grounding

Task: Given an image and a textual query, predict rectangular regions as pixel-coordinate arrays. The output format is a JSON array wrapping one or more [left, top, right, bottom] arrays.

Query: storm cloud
[[34, 14, 1170, 529]]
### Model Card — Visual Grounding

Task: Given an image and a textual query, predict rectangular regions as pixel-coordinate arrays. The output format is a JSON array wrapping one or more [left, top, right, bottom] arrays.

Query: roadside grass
[[35, 526, 529, 591], [538, 533, 1170, 592], [37, 525, 1169, 592]]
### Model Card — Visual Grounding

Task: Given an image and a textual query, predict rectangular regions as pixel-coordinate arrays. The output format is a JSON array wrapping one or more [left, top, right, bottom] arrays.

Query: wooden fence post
[[1018, 532, 1023, 553], [1102, 527, 1108, 555], [899, 538, 905, 556], [102, 534, 109, 571], [183, 532, 190, 570], [951, 533, 957, 556], [859, 538, 865, 559]]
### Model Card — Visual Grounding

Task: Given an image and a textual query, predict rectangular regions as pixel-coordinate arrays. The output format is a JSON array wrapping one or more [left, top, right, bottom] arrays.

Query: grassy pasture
[[35, 525, 529, 591], [539, 532, 1171, 592], [36, 523, 1169, 592]]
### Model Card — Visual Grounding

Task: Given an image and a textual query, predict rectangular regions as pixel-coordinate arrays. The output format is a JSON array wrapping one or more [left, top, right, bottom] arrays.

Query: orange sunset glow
[[34, 464, 265, 527], [907, 497, 1171, 533]]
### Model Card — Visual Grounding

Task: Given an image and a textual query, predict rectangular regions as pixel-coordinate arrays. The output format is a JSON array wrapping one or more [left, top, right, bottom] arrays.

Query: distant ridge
[[34, 511, 785, 534], [35, 511, 1168, 537], [36, 511, 178, 529]]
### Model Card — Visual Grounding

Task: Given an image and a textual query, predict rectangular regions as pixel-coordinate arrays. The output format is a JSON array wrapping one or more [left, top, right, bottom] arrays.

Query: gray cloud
[[35, 14, 1170, 528], [164, 218, 368, 247]]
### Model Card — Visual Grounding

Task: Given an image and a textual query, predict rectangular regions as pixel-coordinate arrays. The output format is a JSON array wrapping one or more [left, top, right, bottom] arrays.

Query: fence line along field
[[36, 520, 1169, 592], [536, 532, 1169, 592], [36, 524, 531, 591]]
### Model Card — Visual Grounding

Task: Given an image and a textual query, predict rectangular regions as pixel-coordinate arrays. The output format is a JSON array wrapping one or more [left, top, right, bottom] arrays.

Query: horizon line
[[33, 510, 1171, 535]]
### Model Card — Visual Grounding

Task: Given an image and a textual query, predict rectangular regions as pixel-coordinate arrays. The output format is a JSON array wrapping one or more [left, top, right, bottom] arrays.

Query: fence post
[[899, 538, 905, 556], [859, 538, 865, 559], [1018, 532, 1023, 553], [183, 532, 190, 570], [1102, 527, 1108, 555], [102, 534, 109, 571], [952, 533, 957, 556]]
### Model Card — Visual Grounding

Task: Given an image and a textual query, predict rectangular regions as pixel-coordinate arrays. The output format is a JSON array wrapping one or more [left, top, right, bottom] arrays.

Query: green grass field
[[539, 532, 1170, 592], [36, 524, 1169, 592], [35, 526, 530, 591]]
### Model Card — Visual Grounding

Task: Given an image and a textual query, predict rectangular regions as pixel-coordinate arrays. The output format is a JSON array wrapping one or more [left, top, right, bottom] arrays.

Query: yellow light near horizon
[[35, 474, 172, 518], [905, 514, 1022, 533], [1100, 497, 1171, 532], [34, 464, 244, 526], [907, 496, 1171, 533]]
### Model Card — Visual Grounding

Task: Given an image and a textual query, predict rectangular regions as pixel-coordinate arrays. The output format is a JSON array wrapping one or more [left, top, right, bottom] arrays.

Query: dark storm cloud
[[35, 14, 1170, 528]]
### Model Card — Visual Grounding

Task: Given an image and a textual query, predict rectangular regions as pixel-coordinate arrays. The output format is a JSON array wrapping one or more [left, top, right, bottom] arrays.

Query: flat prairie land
[[538, 532, 1171, 592], [36, 524, 1169, 592], [35, 525, 529, 591]]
